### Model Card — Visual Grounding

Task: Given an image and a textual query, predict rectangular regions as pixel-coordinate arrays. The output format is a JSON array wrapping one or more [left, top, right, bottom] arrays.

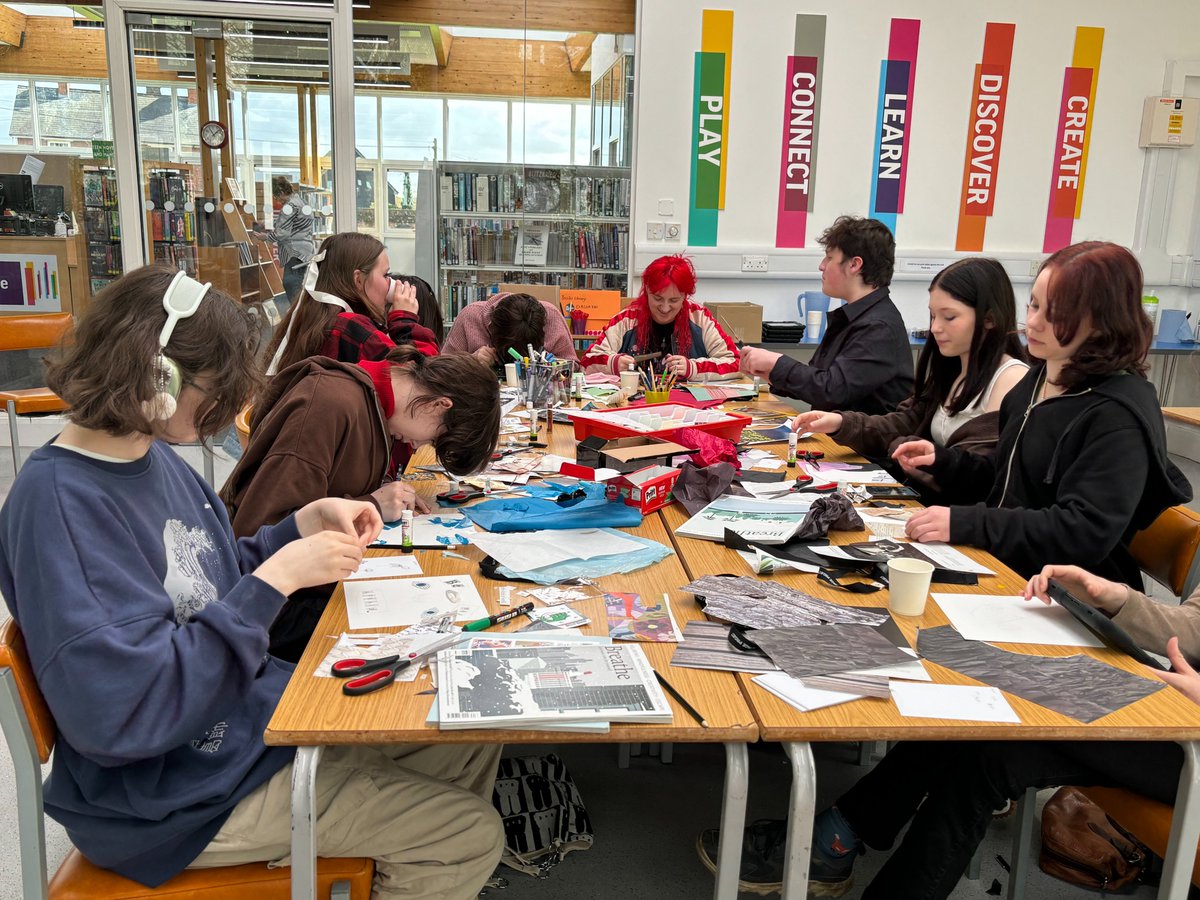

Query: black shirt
[[767, 286, 914, 414]]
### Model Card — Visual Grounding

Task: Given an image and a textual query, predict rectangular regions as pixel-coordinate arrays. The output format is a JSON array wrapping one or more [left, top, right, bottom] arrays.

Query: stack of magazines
[[433, 637, 673, 730]]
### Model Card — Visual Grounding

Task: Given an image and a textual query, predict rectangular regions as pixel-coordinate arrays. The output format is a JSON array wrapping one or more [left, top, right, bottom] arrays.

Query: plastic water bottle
[[1143, 291, 1160, 335]]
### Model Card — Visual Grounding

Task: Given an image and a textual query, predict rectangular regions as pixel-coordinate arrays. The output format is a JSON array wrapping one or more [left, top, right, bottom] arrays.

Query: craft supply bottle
[[400, 509, 413, 553], [528, 411, 539, 441], [787, 431, 797, 468], [545, 393, 554, 434]]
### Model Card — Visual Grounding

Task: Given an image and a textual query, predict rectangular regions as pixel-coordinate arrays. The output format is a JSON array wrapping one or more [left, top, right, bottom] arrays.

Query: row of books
[[83, 208, 120, 242], [439, 220, 627, 269], [87, 243, 121, 278], [146, 170, 193, 210], [439, 169, 630, 218], [82, 171, 118, 209], [147, 210, 196, 243], [151, 242, 198, 276]]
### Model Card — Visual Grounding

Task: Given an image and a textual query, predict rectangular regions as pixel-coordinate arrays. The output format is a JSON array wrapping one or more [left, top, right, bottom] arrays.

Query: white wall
[[631, 0, 1200, 329]]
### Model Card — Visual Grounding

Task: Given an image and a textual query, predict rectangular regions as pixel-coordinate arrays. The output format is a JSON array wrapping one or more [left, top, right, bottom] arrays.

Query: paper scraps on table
[[752, 671, 863, 713], [523, 604, 590, 629], [917, 625, 1164, 723], [931, 593, 1104, 648], [889, 682, 1021, 723], [859, 509, 916, 539], [522, 585, 596, 605], [345, 555, 423, 580], [799, 461, 895, 484], [680, 575, 888, 629], [751, 624, 915, 680], [375, 513, 477, 548], [670, 620, 779, 673], [315, 632, 444, 679], [470, 528, 643, 572], [345, 575, 488, 630], [604, 591, 681, 642]]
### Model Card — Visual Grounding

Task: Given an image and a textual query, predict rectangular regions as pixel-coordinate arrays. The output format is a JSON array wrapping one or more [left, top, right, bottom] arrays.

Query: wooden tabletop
[[1164, 407, 1200, 428], [663, 404, 1200, 742], [264, 415, 759, 746]]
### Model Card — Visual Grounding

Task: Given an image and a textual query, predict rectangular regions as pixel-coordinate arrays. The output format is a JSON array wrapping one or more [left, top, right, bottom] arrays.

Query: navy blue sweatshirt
[[0, 441, 299, 886]]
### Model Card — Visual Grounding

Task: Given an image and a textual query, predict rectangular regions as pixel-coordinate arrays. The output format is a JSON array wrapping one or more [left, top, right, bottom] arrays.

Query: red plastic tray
[[565, 402, 751, 443]]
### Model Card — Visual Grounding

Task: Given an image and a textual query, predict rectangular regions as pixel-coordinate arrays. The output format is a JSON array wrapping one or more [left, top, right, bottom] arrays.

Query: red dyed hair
[[1039, 241, 1151, 388], [632, 254, 698, 355]]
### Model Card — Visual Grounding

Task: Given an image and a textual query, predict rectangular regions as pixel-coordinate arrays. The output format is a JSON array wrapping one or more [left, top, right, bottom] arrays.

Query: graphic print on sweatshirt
[[162, 518, 219, 623]]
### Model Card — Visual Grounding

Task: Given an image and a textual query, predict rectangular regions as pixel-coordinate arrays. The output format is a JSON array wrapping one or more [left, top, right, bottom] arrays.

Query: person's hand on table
[[1157, 637, 1200, 706], [892, 439, 936, 475], [792, 410, 842, 434], [905, 506, 950, 543], [1023, 564, 1128, 616], [385, 279, 419, 316], [613, 354, 636, 373], [295, 497, 383, 547], [255, 531, 366, 597], [473, 345, 497, 367], [739, 346, 781, 378], [372, 481, 432, 520], [663, 354, 692, 378]]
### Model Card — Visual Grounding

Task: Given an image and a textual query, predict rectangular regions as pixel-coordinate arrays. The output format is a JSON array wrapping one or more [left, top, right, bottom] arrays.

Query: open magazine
[[435, 642, 673, 729], [674, 495, 823, 544]]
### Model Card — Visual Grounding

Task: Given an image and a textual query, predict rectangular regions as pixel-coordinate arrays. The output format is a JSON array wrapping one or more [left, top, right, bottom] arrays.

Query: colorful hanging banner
[[869, 18, 921, 235], [1042, 27, 1104, 253], [954, 22, 1016, 252], [776, 14, 826, 249], [688, 10, 733, 247]]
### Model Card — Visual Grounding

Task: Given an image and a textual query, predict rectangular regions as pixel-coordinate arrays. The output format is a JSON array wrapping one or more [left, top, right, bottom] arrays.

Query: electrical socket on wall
[[647, 221, 665, 240], [741, 254, 769, 273], [665, 222, 681, 241]]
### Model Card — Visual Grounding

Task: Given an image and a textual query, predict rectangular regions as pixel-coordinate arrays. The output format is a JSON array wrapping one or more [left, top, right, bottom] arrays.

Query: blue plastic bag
[[462, 481, 642, 532]]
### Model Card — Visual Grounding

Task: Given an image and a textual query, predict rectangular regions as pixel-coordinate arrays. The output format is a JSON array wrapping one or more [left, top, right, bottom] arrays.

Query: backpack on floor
[[491, 753, 594, 877], [1039, 787, 1151, 891]]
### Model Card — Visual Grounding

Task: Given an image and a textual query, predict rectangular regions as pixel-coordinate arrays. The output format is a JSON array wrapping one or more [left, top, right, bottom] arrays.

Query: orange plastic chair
[[234, 404, 254, 452], [0, 313, 73, 473], [0, 618, 374, 899], [1081, 786, 1200, 889], [1130, 505, 1200, 599]]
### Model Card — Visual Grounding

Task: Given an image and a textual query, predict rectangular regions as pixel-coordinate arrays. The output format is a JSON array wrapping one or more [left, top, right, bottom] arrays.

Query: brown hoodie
[[221, 356, 390, 539]]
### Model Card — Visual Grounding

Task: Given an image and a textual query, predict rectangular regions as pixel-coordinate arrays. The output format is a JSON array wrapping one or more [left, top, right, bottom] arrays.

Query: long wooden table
[[661, 408, 1200, 900], [265, 409, 759, 900]]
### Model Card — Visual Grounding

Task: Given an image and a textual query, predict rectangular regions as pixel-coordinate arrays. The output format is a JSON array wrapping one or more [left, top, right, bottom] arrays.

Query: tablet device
[[1047, 579, 1167, 671]]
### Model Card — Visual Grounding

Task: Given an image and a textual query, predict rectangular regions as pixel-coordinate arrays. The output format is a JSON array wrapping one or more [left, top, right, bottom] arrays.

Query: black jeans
[[837, 740, 1183, 900]]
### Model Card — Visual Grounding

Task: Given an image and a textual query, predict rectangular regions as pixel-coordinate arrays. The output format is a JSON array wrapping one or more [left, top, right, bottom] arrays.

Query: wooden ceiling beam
[[430, 25, 453, 67], [356, 0, 634, 35], [0, 7, 27, 49], [563, 33, 593, 74]]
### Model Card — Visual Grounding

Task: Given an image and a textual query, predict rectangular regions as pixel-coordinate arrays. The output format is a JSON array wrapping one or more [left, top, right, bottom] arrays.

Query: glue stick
[[545, 392, 554, 434], [400, 509, 413, 552], [787, 431, 797, 468], [528, 409, 539, 441]]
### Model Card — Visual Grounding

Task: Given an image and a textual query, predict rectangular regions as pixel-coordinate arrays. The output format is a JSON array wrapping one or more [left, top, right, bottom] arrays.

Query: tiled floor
[[0, 441, 1196, 898]]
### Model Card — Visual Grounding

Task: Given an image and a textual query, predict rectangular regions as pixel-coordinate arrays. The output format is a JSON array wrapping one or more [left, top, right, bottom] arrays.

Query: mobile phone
[[865, 484, 920, 499]]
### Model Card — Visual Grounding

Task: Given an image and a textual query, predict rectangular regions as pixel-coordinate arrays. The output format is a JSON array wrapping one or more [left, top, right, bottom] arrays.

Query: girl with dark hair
[[391, 272, 444, 344], [221, 344, 501, 660], [442, 291, 577, 367], [264, 232, 437, 375], [897, 241, 1190, 583], [792, 257, 1028, 497], [0, 265, 504, 895], [582, 254, 740, 379]]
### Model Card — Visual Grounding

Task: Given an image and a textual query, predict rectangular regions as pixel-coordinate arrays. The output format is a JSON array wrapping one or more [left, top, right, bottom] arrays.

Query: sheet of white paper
[[890, 682, 1020, 723], [735, 548, 821, 575], [911, 542, 995, 575], [931, 593, 1105, 647], [859, 511, 914, 539], [848, 649, 932, 681], [753, 671, 863, 712], [740, 480, 806, 499], [799, 462, 896, 484], [345, 575, 488, 629], [470, 528, 642, 572], [19, 155, 44, 185], [345, 555, 423, 580]]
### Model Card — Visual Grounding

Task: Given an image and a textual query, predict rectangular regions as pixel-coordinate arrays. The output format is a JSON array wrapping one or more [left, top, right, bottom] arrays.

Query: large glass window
[[35, 81, 105, 150], [515, 101, 572, 165], [446, 98, 506, 162], [355, 94, 378, 159], [380, 94, 441, 160]]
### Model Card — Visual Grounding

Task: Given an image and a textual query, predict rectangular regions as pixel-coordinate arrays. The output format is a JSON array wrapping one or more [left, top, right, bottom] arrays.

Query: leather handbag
[[1039, 787, 1150, 891]]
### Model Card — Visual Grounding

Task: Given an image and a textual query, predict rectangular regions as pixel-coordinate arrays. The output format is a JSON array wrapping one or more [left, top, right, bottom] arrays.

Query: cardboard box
[[611, 465, 681, 513], [598, 436, 695, 474], [620, 295, 636, 310], [704, 301, 763, 344]]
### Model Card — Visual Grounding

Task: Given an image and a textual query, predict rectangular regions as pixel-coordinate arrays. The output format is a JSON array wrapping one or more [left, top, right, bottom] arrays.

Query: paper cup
[[619, 370, 640, 392], [504, 362, 519, 388], [806, 310, 824, 338], [887, 558, 934, 617]]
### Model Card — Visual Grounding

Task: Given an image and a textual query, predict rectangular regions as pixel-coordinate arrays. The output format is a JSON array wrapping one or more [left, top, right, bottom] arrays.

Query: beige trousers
[[189, 743, 504, 900]]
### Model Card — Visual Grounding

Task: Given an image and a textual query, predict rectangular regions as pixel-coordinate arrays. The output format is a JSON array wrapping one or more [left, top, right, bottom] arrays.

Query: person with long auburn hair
[[581, 254, 740, 379]]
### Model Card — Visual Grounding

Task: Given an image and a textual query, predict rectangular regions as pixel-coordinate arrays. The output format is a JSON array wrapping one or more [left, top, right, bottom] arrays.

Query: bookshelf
[[144, 165, 198, 277], [75, 159, 121, 295], [435, 162, 630, 320], [194, 178, 284, 311]]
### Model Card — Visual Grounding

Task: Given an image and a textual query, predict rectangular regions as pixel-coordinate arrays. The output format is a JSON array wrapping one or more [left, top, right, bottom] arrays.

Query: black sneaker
[[696, 818, 786, 896], [808, 835, 860, 898]]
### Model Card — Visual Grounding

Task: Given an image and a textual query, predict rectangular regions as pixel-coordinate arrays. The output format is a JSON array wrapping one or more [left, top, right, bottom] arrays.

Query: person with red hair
[[581, 254, 740, 379]]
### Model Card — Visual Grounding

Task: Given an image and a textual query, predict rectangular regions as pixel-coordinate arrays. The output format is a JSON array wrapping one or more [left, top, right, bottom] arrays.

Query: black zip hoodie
[[928, 363, 1192, 585]]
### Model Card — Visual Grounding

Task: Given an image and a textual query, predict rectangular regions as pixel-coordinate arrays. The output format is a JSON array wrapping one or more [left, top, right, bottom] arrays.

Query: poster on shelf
[[0, 254, 62, 312], [513, 224, 550, 266], [561, 289, 621, 330]]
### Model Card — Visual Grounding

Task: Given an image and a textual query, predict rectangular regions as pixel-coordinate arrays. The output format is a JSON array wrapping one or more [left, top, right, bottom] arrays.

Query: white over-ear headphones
[[143, 270, 212, 421], [265, 249, 351, 376]]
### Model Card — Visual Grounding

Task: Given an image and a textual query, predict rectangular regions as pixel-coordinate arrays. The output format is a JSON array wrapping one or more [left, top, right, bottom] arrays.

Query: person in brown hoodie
[[221, 345, 500, 660], [792, 257, 1028, 500]]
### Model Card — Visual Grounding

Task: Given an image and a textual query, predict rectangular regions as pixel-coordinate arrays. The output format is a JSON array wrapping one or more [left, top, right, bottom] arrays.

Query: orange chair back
[[234, 404, 253, 452], [1129, 505, 1200, 598], [1082, 786, 1200, 887], [0, 313, 73, 354], [0, 618, 55, 764]]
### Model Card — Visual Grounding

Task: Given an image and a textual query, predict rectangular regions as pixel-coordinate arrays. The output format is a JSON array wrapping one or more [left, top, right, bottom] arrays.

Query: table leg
[[291, 745, 323, 900], [1159, 741, 1200, 899], [781, 742, 816, 900], [713, 743, 750, 900], [1005, 785, 1037, 900]]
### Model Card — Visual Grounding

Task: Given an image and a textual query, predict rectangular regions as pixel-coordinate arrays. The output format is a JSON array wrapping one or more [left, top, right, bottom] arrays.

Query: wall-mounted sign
[[0, 254, 62, 312], [688, 9, 734, 247], [776, 14, 826, 249], [869, 18, 921, 236]]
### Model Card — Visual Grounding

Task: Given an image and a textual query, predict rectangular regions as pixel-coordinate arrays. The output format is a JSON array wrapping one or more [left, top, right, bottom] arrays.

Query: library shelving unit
[[195, 178, 284, 312], [435, 162, 630, 320], [144, 164, 199, 277], [74, 159, 122, 295]]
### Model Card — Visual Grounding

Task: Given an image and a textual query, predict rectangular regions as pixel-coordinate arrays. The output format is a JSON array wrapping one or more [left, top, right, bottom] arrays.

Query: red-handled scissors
[[337, 633, 468, 697]]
